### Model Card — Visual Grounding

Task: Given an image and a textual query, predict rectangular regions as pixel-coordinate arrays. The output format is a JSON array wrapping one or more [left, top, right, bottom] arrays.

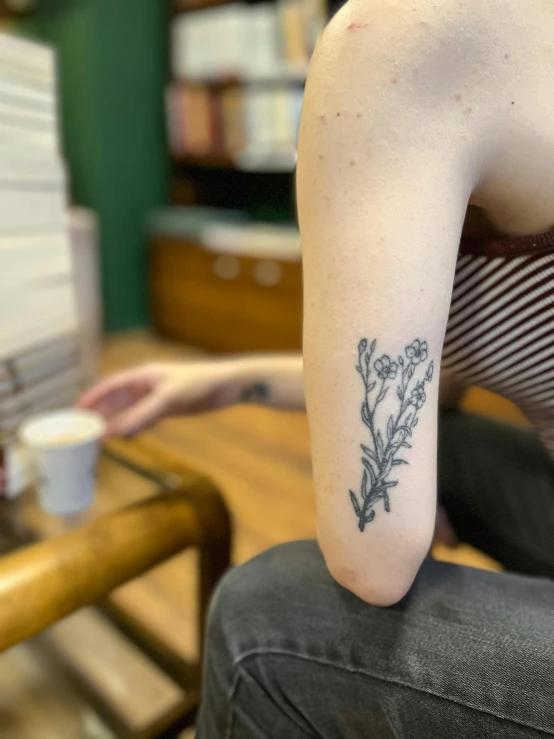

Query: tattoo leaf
[[356, 365, 362, 375], [401, 440, 412, 448], [382, 490, 391, 512], [362, 457, 377, 485], [426, 361, 434, 382], [358, 339, 367, 354], [361, 445, 379, 466], [412, 417, 419, 428], [361, 469, 368, 499], [392, 458, 408, 466], [396, 425, 413, 437], [387, 417, 393, 441], [376, 431, 385, 458], [370, 339, 376, 353], [367, 381, 376, 392], [349, 490, 361, 516], [364, 509, 376, 525], [397, 386, 403, 400]]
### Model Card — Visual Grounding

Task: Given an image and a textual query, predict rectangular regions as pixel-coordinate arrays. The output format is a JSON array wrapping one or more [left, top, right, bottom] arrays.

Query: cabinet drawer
[[150, 236, 302, 352]]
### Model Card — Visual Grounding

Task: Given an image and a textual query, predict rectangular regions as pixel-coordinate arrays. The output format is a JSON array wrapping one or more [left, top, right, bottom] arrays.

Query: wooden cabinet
[[150, 235, 302, 353]]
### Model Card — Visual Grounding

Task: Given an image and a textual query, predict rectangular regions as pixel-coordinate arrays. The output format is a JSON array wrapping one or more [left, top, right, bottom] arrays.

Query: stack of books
[[0, 33, 81, 498]]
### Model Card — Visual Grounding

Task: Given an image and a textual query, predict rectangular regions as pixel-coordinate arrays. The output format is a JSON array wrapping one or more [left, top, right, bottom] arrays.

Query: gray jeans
[[196, 413, 554, 738]]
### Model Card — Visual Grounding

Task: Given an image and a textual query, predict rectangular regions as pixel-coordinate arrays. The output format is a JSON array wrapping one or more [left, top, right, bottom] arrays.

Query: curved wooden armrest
[[0, 475, 229, 653]]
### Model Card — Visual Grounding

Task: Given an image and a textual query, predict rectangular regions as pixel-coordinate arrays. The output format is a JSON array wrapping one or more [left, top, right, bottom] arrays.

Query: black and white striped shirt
[[443, 230, 554, 457]]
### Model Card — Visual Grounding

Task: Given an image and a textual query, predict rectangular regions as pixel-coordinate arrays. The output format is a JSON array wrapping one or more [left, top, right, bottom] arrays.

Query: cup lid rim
[[19, 408, 106, 449]]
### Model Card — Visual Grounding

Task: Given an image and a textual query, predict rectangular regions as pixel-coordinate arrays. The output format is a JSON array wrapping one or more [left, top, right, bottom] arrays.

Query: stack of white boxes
[[0, 33, 81, 497]]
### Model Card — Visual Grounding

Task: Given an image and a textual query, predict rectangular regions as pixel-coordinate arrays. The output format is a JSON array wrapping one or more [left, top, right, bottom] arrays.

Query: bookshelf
[[166, 0, 325, 212], [151, 0, 328, 351]]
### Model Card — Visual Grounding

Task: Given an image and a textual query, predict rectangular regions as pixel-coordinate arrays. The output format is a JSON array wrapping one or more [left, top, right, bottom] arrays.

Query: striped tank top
[[443, 228, 554, 458]]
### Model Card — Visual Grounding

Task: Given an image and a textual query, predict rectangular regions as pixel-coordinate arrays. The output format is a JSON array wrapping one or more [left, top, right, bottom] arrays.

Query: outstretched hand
[[77, 362, 234, 438]]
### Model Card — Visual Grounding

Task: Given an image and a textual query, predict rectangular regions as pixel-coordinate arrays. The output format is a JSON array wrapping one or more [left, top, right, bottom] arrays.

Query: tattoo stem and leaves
[[350, 338, 434, 532]]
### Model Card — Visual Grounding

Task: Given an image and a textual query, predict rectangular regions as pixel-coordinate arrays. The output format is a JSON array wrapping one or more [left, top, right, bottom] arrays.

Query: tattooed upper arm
[[297, 2, 479, 605], [350, 338, 434, 532]]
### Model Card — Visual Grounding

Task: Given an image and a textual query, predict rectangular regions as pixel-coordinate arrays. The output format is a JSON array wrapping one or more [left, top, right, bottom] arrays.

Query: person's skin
[[298, 0, 554, 605], [77, 355, 459, 548], [77, 355, 305, 437]]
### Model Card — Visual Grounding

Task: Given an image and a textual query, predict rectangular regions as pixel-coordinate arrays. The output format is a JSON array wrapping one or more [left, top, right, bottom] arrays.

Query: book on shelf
[[171, 0, 322, 82], [167, 82, 302, 169], [0, 33, 82, 498]]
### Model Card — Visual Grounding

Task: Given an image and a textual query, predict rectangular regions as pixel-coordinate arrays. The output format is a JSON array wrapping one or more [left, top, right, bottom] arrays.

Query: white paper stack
[[0, 34, 81, 498]]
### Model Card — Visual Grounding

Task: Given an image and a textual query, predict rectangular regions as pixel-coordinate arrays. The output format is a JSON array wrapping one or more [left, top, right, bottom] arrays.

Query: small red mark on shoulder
[[390, 77, 398, 85], [350, 160, 356, 166], [336, 112, 341, 117], [319, 113, 326, 124], [347, 21, 369, 31]]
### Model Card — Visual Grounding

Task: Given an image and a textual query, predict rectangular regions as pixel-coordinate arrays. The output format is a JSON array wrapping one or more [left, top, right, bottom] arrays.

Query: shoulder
[[308, 0, 531, 115]]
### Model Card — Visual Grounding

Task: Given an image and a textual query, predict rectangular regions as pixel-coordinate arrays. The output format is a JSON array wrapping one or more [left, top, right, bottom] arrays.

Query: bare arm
[[298, 0, 483, 604], [79, 354, 304, 436], [226, 354, 305, 411]]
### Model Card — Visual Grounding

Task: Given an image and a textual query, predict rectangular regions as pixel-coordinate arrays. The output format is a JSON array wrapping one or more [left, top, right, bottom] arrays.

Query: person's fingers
[[77, 369, 152, 416], [108, 391, 170, 438]]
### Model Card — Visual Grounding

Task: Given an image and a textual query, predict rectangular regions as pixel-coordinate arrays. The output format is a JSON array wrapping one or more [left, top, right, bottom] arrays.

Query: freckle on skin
[[466, 107, 472, 114], [390, 77, 398, 84], [337, 112, 340, 117], [356, 112, 362, 118], [455, 93, 462, 101], [318, 154, 324, 159], [350, 160, 356, 166], [319, 113, 326, 124]]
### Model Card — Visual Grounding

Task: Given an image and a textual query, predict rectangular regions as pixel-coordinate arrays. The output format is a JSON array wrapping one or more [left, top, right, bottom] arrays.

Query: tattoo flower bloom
[[350, 338, 434, 531], [374, 355, 398, 380], [405, 339, 428, 365], [411, 382, 426, 409]]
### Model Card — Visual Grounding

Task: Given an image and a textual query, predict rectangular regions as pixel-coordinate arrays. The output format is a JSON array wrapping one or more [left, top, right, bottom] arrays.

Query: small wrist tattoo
[[350, 338, 434, 532], [240, 381, 270, 404]]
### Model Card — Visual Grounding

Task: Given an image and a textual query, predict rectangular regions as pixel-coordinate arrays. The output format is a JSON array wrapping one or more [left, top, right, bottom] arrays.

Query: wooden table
[[0, 437, 231, 739]]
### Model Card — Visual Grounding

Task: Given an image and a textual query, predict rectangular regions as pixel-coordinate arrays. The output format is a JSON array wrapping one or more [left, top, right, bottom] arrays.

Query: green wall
[[28, 0, 169, 331]]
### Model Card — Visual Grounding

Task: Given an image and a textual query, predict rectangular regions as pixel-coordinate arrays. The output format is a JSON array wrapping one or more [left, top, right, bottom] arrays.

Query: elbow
[[320, 534, 430, 607], [326, 560, 416, 606]]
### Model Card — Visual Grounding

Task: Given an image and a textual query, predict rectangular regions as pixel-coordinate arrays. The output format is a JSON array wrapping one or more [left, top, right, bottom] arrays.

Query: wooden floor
[[0, 331, 529, 736]]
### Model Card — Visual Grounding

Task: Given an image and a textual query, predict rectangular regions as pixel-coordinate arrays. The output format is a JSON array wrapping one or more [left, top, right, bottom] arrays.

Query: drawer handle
[[213, 256, 240, 280], [254, 261, 282, 287]]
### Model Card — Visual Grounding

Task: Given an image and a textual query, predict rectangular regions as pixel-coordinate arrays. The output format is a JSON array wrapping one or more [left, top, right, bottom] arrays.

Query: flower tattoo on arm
[[349, 338, 434, 531]]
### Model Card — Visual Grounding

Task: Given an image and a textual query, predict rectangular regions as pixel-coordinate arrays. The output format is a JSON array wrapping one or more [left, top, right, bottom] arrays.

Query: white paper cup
[[19, 409, 106, 515]]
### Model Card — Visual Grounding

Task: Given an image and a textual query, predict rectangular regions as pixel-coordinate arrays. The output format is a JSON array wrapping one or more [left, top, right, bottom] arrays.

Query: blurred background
[[0, 1, 526, 737]]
